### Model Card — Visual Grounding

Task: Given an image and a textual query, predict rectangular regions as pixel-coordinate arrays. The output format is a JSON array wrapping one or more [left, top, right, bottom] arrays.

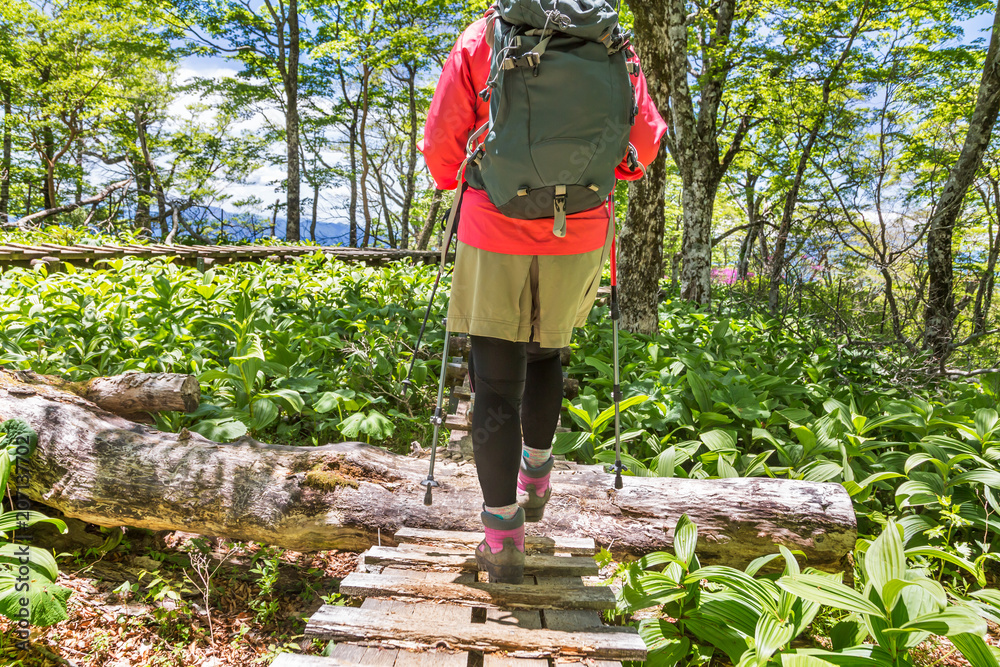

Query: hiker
[[419, 2, 666, 584]]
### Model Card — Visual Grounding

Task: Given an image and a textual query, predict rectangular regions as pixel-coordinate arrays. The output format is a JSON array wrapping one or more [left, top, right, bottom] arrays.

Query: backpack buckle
[[552, 185, 567, 238]]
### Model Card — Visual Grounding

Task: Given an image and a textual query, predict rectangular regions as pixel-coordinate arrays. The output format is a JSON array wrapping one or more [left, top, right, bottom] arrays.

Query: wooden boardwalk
[[272, 527, 646, 666], [272, 335, 645, 665], [0, 242, 444, 269]]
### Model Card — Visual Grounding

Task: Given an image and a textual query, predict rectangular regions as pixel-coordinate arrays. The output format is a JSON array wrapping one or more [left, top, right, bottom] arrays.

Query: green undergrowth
[[0, 252, 447, 451], [3, 242, 1000, 664]]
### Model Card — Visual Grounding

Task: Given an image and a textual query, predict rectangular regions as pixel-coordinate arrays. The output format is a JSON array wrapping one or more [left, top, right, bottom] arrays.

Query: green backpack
[[463, 0, 638, 238]]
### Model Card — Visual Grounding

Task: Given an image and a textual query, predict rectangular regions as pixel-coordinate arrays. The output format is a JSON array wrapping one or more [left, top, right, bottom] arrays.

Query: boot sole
[[523, 506, 545, 522]]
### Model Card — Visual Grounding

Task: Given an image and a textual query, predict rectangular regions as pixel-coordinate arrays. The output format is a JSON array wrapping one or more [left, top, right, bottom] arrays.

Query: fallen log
[[0, 370, 856, 570], [8, 370, 198, 417]]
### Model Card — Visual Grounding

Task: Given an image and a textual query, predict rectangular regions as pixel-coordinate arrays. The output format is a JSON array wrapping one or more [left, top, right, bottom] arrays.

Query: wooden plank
[[304, 604, 646, 660], [328, 645, 368, 661], [340, 571, 614, 610], [362, 546, 599, 577], [483, 656, 548, 667], [552, 660, 622, 667], [272, 649, 472, 667], [360, 598, 473, 625], [393, 527, 596, 556], [486, 608, 542, 629], [392, 650, 469, 666], [544, 610, 603, 631]]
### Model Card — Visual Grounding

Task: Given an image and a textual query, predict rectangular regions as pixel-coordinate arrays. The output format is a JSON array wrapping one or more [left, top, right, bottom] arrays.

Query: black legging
[[468, 335, 564, 507]]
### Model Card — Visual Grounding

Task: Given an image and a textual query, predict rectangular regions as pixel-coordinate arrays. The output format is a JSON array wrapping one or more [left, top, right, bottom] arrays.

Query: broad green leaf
[[951, 632, 1000, 667], [865, 521, 906, 599], [552, 431, 590, 456], [777, 574, 883, 618], [594, 394, 649, 432], [189, 418, 248, 442], [0, 569, 71, 627], [905, 546, 985, 587], [886, 608, 987, 636], [673, 514, 697, 567], [781, 656, 837, 667], [687, 370, 713, 413], [0, 544, 59, 580], [700, 429, 736, 451], [755, 614, 793, 660]]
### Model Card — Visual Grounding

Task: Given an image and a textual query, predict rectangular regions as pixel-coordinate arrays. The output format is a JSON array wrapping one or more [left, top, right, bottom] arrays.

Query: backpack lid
[[495, 0, 620, 43]]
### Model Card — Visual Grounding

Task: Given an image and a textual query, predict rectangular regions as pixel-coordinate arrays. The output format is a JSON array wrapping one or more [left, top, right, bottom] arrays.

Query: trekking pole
[[609, 206, 626, 490], [421, 324, 451, 505]]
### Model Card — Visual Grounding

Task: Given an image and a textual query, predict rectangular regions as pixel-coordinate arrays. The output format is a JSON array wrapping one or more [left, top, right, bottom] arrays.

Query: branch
[[941, 367, 1000, 377], [14, 179, 132, 228]]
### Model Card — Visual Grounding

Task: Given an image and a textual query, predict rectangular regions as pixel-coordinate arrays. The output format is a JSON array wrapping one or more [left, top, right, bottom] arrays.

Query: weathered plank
[[330, 645, 396, 666], [305, 603, 647, 660], [339, 571, 614, 610], [487, 607, 542, 629], [483, 656, 549, 667], [544, 610, 604, 631], [270, 648, 469, 666], [362, 545, 599, 577], [392, 527, 596, 556]]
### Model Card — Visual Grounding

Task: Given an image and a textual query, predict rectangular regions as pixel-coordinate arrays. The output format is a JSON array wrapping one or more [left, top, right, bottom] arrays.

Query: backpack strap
[[438, 122, 491, 275]]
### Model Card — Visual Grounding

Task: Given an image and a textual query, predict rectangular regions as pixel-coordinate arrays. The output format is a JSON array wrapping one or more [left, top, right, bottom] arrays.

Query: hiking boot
[[476, 507, 525, 584], [517, 455, 554, 522]]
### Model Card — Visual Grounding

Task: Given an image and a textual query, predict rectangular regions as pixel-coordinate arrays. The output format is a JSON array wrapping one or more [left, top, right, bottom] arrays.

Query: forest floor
[[0, 520, 995, 667]]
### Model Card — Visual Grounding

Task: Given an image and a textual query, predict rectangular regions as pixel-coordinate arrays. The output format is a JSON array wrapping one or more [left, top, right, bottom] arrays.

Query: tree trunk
[[679, 176, 718, 304], [925, 1, 1000, 359], [417, 189, 445, 251], [284, 0, 301, 242], [973, 181, 1000, 333], [0, 82, 11, 225], [619, 148, 667, 334], [1, 370, 855, 570], [628, 0, 748, 308], [42, 124, 55, 210], [360, 65, 373, 248], [399, 64, 419, 250], [311, 181, 319, 243]]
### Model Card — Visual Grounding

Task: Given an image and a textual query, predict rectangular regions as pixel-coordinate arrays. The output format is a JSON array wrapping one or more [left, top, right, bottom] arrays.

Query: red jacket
[[420, 10, 667, 256]]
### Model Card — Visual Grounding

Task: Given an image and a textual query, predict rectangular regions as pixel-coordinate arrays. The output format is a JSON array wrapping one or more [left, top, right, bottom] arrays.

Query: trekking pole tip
[[423, 485, 434, 505], [614, 471, 623, 490]]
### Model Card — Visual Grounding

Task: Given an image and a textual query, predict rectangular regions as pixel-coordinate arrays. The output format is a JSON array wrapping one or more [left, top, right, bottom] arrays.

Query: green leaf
[[777, 574, 883, 618], [594, 394, 649, 432], [0, 568, 71, 626], [552, 431, 590, 456], [755, 614, 794, 660], [951, 632, 1000, 667], [687, 370, 713, 413], [673, 514, 697, 568], [865, 521, 906, 599], [781, 656, 837, 667], [887, 608, 987, 636], [905, 546, 985, 587], [700, 429, 736, 451], [0, 544, 59, 581], [189, 418, 248, 442]]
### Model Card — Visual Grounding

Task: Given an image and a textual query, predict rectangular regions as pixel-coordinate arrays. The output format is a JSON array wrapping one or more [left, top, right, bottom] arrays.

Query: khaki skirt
[[446, 219, 613, 349]]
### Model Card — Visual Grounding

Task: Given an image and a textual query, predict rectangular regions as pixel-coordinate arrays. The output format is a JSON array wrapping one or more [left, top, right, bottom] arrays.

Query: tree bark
[[925, 1, 1000, 359], [0, 81, 11, 225], [399, 63, 419, 250], [0, 370, 855, 570], [628, 0, 749, 307], [619, 148, 667, 334], [417, 189, 445, 251]]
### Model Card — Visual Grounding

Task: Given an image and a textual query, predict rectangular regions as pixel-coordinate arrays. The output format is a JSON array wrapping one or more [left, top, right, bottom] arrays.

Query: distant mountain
[[198, 207, 354, 246]]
